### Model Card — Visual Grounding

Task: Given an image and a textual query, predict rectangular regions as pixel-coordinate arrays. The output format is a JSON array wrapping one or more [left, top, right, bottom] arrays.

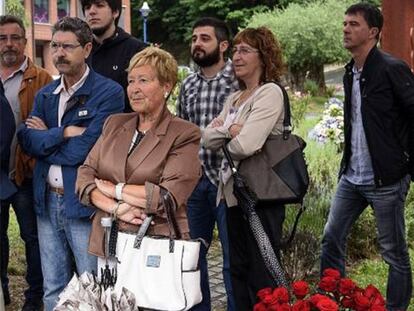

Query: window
[[57, 0, 70, 20], [34, 0, 49, 23], [35, 42, 45, 68]]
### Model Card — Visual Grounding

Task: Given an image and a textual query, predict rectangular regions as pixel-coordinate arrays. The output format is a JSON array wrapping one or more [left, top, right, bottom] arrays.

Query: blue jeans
[[187, 174, 235, 311], [37, 191, 97, 311], [321, 176, 412, 310], [0, 178, 43, 303]]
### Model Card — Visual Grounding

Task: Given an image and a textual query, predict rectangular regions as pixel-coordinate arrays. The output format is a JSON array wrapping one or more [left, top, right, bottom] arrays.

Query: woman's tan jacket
[[76, 108, 201, 256], [202, 83, 284, 207]]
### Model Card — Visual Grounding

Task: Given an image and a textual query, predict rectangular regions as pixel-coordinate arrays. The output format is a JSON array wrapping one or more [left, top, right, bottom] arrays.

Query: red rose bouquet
[[254, 269, 386, 311]]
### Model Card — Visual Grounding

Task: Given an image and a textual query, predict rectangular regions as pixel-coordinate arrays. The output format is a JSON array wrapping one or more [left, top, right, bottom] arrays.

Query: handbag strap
[[280, 203, 306, 249], [222, 142, 237, 172], [267, 81, 292, 140], [133, 188, 182, 249], [267, 82, 307, 247]]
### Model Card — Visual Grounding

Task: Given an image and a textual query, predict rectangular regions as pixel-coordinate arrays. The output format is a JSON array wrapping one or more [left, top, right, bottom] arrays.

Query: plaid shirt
[[177, 60, 238, 186]]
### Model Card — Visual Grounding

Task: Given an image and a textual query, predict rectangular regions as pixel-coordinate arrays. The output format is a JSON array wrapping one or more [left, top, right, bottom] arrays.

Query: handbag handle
[[133, 188, 182, 249]]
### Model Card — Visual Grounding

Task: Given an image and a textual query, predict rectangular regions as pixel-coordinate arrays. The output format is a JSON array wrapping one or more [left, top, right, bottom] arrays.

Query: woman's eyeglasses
[[232, 46, 259, 55]]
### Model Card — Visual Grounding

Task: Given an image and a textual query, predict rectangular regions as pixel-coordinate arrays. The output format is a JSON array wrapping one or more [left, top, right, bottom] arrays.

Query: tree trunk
[[287, 68, 307, 92], [308, 63, 326, 94]]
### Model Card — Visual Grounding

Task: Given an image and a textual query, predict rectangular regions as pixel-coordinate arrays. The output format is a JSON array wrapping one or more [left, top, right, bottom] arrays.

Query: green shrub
[[404, 186, 414, 247], [282, 121, 341, 279], [290, 92, 310, 130], [347, 209, 378, 261], [324, 85, 337, 98], [168, 67, 191, 114], [304, 79, 319, 96]]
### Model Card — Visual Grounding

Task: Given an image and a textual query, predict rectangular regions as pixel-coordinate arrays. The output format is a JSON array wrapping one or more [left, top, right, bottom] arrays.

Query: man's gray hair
[[52, 17, 93, 46]]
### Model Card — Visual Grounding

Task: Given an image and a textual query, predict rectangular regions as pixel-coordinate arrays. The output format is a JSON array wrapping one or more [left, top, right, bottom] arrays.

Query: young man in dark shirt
[[81, 0, 146, 111]]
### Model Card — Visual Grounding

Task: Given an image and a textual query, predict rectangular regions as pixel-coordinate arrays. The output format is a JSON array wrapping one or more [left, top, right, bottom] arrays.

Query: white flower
[[309, 97, 344, 148]]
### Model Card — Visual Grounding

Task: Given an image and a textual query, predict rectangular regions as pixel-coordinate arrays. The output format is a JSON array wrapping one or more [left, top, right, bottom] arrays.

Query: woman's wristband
[[115, 183, 125, 200]]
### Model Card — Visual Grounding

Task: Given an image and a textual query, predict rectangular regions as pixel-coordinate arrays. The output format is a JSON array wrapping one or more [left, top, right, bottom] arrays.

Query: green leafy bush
[[304, 79, 319, 96], [168, 67, 191, 114], [248, 0, 354, 91], [282, 119, 341, 279], [290, 92, 310, 130]]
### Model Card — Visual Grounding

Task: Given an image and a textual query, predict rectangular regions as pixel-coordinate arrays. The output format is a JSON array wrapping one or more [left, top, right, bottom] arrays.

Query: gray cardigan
[[202, 83, 284, 207]]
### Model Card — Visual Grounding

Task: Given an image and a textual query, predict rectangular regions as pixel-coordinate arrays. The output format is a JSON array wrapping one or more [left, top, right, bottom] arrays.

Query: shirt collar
[[352, 65, 363, 74], [53, 65, 90, 95], [2, 57, 28, 82]]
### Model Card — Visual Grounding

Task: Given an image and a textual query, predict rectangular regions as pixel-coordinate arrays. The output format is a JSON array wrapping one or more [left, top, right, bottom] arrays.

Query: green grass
[[7, 209, 25, 276], [306, 96, 328, 114], [349, 249, 414, 310]]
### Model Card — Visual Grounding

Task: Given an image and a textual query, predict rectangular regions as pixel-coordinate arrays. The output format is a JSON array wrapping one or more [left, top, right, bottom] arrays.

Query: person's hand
[[229, 123, 243, 138], [210, 117, 224, 128], [63, 126, 86, 138], [25, 116, 48, 130], [95, 178, 116, 198], [117, 203, 153, 225]]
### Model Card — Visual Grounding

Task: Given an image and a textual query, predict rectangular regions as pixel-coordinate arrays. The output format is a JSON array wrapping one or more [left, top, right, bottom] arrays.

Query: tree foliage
[[129, 0, 381, 66], [248, 0, 355, 90], [5, 0, 25, 19], [130, 0, 281, 63]]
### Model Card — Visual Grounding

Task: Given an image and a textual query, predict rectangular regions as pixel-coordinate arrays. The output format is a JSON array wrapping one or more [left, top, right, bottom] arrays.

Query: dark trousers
[[187, 174, 234, 311], [227, 201, 285, 311], [0, 178, 43, 302]]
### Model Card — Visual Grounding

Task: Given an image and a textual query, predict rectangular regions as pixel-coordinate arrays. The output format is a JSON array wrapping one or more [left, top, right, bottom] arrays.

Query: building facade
[[381, 0, 414, 71], [23, 0, 133, 74]]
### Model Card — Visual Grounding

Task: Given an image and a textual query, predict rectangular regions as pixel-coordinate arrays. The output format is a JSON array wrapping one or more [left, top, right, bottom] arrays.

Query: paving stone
[[208, 239, 227, 310]]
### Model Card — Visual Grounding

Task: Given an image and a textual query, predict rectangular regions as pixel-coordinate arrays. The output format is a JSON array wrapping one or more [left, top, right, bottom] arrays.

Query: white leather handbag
[[114, 191, 202, 311], [115, 232, 202, 310]]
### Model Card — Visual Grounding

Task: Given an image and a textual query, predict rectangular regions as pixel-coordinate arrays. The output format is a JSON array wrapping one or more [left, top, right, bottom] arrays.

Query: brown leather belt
[[48, 186, 64, 195]]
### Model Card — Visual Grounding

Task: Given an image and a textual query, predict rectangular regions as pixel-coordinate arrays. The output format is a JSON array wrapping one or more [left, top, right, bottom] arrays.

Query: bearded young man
[[177, 17, 238, 311], [0, 15, 52, 311], [81, 0, 145, 111]]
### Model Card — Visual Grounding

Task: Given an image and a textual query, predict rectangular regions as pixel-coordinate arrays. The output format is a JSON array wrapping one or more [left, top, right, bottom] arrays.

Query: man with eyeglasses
[[177, 17, 238, 311], [18, 17, 124, 311], [81, 0, 146, 112], [0, 15, 52, 311]]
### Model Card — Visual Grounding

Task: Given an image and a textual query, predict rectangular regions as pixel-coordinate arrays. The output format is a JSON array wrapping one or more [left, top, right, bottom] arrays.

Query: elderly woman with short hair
[[76, 46, 201, 294]]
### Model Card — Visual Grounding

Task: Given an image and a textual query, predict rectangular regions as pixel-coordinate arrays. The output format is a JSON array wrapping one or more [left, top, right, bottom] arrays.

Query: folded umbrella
[[222, 145, 289, 288], [54, 272, 138, 311]]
